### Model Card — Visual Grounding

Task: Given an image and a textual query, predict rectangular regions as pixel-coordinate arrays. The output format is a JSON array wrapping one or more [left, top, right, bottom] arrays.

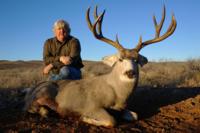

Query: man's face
[[54, 27, 68, 43]]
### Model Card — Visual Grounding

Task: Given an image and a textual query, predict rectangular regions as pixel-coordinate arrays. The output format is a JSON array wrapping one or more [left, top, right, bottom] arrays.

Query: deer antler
[[134, 5, 177, 52], [86, 5, 177, 60], [86, 6, 125, 51]]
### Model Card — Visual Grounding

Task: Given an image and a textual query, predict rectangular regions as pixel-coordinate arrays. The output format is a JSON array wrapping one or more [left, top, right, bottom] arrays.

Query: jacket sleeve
[[69, 39, 81, 62], [70, 39, 81, 58], [43, 40, 63, 68]]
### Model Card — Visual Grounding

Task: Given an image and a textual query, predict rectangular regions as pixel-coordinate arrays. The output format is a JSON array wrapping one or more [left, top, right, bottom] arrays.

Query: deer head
[[86, 6, 176, 82]]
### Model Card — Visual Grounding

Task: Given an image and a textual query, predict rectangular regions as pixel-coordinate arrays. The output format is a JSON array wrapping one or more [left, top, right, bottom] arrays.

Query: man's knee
[[60, 66, 70, 76], [70, 67, 81, 80], [49, 66, 81, 80]]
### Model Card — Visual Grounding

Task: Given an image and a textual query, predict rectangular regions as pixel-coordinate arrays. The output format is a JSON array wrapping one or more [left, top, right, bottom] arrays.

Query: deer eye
[[119, 58, 123, 62], [133, 59, 138, 63]]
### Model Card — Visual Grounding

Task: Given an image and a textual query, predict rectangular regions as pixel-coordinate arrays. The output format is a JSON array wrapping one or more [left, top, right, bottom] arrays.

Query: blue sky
[[0, 0, 199, 61]]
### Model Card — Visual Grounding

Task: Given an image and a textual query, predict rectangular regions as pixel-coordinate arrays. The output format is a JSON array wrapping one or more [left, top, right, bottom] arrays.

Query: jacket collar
[[54, 36, 72, 45]]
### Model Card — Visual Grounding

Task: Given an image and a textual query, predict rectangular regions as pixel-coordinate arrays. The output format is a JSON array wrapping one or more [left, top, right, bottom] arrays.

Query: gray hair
[[53, 19, 71, 33]]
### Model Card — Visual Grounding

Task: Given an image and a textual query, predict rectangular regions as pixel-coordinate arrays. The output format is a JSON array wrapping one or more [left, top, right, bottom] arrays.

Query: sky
[[0, 0, 200, 61]]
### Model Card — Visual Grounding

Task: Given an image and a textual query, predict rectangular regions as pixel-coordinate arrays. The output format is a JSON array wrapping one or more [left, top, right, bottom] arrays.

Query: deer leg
[[27, 100, 41, 114], [36, 97, 58, 111], [81, 109, 116, 127], [33, 97, 58, 117]]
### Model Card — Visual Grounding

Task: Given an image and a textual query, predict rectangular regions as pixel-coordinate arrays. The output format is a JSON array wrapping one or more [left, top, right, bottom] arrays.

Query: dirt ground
[[0, 87, 200, 133]]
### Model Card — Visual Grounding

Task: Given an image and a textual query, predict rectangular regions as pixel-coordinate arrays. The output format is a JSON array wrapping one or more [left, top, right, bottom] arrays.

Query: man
[[43, 19, 84, 81]]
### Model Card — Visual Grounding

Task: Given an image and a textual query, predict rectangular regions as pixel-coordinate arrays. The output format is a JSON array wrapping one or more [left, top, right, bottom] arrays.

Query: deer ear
[[102, 53, 120, 67], [138, 54, 148, 67]]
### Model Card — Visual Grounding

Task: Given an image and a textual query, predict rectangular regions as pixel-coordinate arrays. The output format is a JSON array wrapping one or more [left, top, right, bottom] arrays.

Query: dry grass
[[0, 61, 46, 89], [0, 59, 199, 89], [139, 59, 200, 87]]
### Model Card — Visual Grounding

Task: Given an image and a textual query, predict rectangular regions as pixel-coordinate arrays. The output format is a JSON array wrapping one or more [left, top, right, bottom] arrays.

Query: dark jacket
[[43, 36, 84, 74]]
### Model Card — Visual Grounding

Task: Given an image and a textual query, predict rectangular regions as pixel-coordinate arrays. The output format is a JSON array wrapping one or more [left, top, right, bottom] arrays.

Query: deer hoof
[[39, 106, 49, 118], [121, 109, 138, 121]]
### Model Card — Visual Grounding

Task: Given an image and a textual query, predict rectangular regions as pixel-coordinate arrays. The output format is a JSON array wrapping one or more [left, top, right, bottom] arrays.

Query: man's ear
[[102, 53, 120, 67], [138, 54, 148, 67]]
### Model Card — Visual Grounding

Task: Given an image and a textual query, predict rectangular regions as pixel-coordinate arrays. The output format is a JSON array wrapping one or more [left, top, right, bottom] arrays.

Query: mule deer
[[24, 6, 176, 127]]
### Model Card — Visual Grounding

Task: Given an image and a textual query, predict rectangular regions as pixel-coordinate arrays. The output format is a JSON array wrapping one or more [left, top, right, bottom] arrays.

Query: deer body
[[55, 58, 140, 127], [55, 59, 139, 115], [24, 5, 176, 127], [24, 58, 140, 127]]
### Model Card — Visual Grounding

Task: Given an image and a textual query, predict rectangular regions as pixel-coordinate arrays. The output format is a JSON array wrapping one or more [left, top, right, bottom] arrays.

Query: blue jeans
[[49, 66, 81, 81]]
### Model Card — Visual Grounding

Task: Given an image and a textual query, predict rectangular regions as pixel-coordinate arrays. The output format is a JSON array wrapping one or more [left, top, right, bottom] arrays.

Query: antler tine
[[86, 7, 93, 31], [94, 5, 98, 19], [154, 5, 166, 38], [94, 5, 102, 35], [86, 6, 124, 51], [135, 5, 177, 52]]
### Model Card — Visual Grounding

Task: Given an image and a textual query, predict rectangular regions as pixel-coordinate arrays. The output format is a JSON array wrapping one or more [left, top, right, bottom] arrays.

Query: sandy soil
[[0, 87, 200, 133]]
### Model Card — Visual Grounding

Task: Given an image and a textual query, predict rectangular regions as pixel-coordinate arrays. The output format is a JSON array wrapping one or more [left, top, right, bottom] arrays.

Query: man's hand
[[59, 56, 72, 65], [43, 64, 53, 74]]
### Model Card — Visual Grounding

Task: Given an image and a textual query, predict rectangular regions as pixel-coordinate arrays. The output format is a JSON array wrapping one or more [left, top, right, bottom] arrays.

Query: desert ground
[[0, 60, 200, 133]]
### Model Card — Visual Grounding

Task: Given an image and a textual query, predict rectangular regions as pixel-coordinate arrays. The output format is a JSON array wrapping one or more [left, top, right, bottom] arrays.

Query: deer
[[23, 5, 177, 127]]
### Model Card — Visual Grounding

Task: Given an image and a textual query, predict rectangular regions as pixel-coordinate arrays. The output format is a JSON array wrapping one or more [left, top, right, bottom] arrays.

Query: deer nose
[[124, 70, 136, 79]]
